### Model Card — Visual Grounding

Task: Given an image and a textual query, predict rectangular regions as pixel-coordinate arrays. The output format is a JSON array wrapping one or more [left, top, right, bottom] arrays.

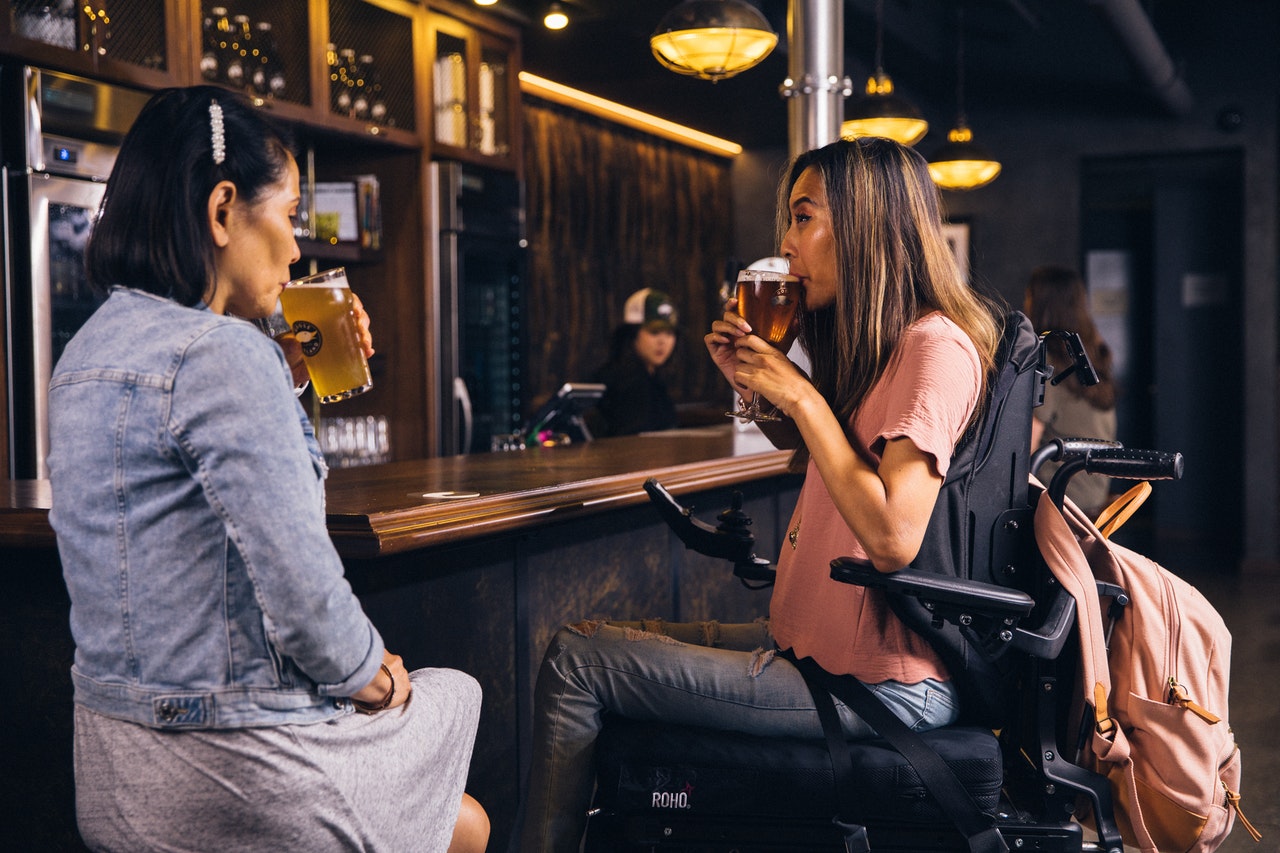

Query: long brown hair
[[777, 138, 1002, 432], [1024, 265, 1117, 410]]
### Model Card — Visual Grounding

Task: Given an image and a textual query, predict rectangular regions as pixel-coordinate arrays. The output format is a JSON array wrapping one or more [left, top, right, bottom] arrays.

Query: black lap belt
[[784, 651, 1008, 853]]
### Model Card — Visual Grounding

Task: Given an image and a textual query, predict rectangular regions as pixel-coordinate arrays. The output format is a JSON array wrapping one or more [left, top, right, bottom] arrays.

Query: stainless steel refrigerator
[[429, 161, 527, 455], [2, 65, 149, 478]]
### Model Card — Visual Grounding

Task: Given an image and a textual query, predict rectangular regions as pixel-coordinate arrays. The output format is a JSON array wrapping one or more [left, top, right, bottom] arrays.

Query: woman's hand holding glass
[[706, 299, 804, 421], [713, 263, 803, 421]]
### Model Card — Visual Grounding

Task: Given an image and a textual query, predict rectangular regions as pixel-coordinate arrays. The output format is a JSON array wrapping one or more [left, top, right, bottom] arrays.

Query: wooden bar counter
[[1, 426, 803, 850]]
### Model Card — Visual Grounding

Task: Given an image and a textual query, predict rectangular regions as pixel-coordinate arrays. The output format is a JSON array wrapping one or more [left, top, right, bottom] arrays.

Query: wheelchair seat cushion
[[594, 718, 1002, 826]]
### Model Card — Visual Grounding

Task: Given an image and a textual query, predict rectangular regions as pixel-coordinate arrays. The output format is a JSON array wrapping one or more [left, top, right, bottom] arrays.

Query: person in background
[[1024, 264, 1119, 518], [514, 137, 1003, 852], [586, 287, 680, 436], [46, 86, 487, 853]]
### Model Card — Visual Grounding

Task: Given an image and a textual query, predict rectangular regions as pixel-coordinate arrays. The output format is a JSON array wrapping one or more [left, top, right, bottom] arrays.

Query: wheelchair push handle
[[1030, 437, 1123, 477], [1081, 447, 1183, 481], [1047, 447, 1183, 509]]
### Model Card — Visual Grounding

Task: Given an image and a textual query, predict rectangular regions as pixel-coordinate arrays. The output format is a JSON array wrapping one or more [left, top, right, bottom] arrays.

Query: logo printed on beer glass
[[292, 320, 323, 357]]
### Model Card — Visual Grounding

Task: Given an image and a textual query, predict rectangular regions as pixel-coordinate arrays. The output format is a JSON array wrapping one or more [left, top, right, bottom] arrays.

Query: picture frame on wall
[[942, 221, 971, 284]]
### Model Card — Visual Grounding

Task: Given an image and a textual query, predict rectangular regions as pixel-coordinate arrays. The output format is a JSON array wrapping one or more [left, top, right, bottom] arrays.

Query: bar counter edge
[[1, 428, 804, 851]]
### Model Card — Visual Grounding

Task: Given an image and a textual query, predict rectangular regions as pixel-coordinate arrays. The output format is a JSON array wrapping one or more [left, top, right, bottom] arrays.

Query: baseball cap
[[623, 288, 678, 331]]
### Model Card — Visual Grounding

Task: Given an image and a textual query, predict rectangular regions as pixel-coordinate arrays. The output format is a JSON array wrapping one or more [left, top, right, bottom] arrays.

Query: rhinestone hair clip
[[209, 100, 226, 165]]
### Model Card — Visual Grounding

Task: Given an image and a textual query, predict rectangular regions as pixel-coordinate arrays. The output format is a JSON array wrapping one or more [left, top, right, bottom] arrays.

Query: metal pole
[[781, 0, 850, 159]]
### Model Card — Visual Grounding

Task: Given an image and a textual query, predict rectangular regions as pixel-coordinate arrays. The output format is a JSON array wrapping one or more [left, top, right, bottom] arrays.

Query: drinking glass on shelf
[[725, 261, 802, 423]]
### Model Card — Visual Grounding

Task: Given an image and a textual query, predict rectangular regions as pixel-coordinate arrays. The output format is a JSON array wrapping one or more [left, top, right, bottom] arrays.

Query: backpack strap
[[785, 651, 1008, 853], [1033, 490, 1134, 850], [1094, 481, 1152, 539]]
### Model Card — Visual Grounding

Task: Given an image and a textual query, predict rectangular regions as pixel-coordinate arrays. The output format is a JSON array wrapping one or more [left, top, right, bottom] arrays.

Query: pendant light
[[543, 3, 569, 30], [841, 0, 928, 146], [927, 4, 1001, 191], [650, 0, 778, 83]]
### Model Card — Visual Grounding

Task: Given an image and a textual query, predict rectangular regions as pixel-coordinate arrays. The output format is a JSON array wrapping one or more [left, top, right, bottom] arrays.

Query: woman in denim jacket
[[46, 87, 487, 853]]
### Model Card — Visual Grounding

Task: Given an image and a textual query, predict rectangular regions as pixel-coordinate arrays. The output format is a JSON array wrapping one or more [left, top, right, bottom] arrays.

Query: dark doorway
[[1081, 150, 1244, 566]]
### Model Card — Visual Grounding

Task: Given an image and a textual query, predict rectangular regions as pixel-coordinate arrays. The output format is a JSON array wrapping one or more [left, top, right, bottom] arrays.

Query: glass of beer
[[279, 267, 372, 403], [725, 265, 802, 422]]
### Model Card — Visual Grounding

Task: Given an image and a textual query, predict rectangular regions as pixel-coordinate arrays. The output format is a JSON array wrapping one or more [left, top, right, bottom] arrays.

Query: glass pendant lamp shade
[[543, 3, 568, 30], [841, 71, 929, 146], [841, 0, 926, 146], [650, 0, 778, 82], [928, 4, 1001, 190], [927, 124, 1002, 190]]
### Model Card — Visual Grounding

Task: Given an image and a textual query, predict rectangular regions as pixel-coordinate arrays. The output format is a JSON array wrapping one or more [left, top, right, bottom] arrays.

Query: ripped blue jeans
[[515, 618, 960, 853]]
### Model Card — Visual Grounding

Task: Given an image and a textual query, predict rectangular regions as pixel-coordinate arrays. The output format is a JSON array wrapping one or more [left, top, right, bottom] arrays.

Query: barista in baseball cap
[[586, 289, 681, 436], [623, 288, 679, 331]]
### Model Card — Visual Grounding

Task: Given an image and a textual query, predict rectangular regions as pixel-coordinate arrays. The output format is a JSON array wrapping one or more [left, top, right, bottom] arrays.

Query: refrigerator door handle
[[453, 376, 473, 455]]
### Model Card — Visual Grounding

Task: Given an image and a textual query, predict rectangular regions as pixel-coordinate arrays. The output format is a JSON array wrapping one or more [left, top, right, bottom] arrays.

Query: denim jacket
[[48, 288, 383, 729]]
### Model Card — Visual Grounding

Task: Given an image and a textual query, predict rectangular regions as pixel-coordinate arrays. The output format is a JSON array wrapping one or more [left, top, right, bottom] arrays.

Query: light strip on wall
[[518, 72, 743, 158]]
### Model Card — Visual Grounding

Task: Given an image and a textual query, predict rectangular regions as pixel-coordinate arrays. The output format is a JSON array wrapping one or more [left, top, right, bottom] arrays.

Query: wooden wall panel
[[523, 98, 734, 413]]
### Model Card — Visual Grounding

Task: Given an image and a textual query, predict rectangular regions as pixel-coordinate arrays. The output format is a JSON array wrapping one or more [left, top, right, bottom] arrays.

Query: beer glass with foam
[[279, 267, 372, 403], [725, 259, 802, 422]]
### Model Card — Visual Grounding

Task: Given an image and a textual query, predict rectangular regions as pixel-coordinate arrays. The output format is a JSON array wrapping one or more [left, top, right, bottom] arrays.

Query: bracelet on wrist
[[352, 663, 395, 714]]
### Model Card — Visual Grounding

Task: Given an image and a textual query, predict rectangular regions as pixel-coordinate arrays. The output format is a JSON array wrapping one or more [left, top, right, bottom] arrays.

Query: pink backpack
[[1033, 491, 1259, 852]]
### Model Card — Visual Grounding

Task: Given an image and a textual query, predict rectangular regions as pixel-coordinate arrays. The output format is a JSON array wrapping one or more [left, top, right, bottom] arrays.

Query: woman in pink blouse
[[515, 137, 1003, 853]]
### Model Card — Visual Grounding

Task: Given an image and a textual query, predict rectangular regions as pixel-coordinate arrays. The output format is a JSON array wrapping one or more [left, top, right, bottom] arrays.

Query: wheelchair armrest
[[829, 558, 1082, 661], [1009, 587, 1075, 659], [830, 558, 1037, 657], [829, 557, 1034, 619]]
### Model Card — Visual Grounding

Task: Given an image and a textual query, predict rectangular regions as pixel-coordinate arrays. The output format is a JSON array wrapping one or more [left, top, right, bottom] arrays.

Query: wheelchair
[[582, 313, 1183, 853]]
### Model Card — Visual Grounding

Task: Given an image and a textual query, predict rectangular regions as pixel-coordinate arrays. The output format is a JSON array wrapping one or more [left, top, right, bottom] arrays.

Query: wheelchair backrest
[[893, 311, 1049, 728]]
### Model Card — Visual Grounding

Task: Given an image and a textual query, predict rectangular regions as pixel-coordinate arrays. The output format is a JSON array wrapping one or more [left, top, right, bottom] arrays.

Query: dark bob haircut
[[86, 86, 295, 307]]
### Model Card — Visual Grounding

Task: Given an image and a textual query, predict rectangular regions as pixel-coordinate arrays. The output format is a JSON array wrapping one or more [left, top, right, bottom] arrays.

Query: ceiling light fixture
[[650, 0, 778, 83], [544, 3, 569, 30], [927, 3, 1001, 190], [473, 0, 498, 6], [841, 0, 928, 146]]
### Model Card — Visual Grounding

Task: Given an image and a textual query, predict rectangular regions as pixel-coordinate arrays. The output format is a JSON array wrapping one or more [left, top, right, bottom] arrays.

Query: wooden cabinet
[[427, 3, 521, 171], [193, 2, 310, 109], [318, 0, 420, 143], [289, 140, 434, 462], [3, 2, 521, 162], [1, 0, 522, 463], [184, 0, 420, 148], [1, 0, 186, 88]]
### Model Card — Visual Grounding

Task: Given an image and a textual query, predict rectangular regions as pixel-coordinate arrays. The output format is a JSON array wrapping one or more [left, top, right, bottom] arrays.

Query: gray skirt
[[74, 668, 481, 853]]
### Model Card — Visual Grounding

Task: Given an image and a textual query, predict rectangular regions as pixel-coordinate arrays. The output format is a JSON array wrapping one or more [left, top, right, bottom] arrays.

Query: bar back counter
[[1, 427, 801, 850]]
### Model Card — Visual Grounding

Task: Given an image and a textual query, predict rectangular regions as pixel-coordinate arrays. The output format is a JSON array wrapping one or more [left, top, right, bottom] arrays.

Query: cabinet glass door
[[198, 2, 310, 107], [477, 42, 510, 158], [327, 0, 416, 131], [434, 29, 468, 149], [7, 0, 170, 75]]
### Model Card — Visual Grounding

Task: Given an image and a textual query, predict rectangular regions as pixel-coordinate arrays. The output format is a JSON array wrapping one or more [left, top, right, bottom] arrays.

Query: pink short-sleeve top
[[769, 312, 983, 684]]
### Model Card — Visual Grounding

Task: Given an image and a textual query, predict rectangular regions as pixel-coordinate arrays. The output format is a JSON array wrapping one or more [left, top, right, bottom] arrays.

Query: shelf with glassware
[[320, 0, 419, 145], [287, 139, 431, 461], [195, 2, 307, 107], [427, 5, 521, 171], [1, 0, 184, 89], [187, 0, 419, 148], [293, 146, 385, 266], [186, 0, 414, 147]]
